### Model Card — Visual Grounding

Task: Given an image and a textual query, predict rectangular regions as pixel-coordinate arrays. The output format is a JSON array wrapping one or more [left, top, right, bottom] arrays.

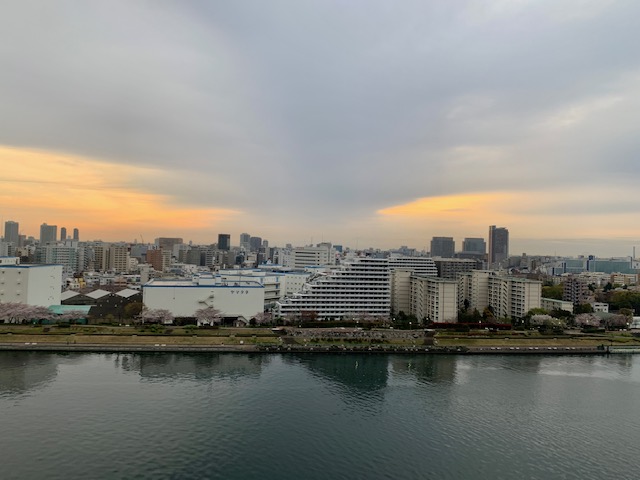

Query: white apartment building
[[143, 274, 264, 319], [487, 276, 542, 320], [388, 255, 438, 276], [391, 269, 413, 315], [276, 257, 390, 320], [458, 270, 493, 313], [541, 298, 574, 313], [411, 276, 458, 323], [0, 261, 62, 306], [279, 245, 335, 269]]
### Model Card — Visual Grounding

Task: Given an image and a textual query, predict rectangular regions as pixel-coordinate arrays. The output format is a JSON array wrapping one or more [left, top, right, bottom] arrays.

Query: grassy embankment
[[0, 325, 280, 346], [434, 330, 640, 348], [1, 325, 639, 349]]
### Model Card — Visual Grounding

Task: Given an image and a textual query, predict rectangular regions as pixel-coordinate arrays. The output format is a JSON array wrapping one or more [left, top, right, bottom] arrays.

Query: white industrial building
[[217, 268, 312, 310], [0, 257, 62, 306], [143, 274, 264, 320]]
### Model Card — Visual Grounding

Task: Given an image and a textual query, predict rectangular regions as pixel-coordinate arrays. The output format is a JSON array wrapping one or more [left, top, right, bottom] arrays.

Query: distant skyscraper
[[60, 227, 67, 241], [488, 225, 509, 267], [430, 237, 455, 258], [462, 238, 486, 255], [73, 228, 79, 241], [40, 223, 57, 245], [155, 237, 183, 251], [4, 221, 19, 246], [249, 236, 262, 252], [218, 234, 231, 251], [240, 233, 251, 251]]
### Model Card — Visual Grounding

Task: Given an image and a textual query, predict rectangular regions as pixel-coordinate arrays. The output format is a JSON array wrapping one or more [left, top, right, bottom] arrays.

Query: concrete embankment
[[0, 342, 611, 355]]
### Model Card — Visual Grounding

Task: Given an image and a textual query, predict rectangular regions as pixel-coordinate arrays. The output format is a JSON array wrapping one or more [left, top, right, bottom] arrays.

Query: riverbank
[[1, 325, 638, 355], [0, 341, 617, 355]]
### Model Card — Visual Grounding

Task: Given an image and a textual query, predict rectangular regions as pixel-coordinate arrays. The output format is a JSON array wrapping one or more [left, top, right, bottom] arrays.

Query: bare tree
[[194, 306, 222, 326]]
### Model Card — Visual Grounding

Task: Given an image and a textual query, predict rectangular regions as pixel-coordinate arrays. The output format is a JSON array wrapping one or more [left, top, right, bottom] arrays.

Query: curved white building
[[276, 257, 390, 320]]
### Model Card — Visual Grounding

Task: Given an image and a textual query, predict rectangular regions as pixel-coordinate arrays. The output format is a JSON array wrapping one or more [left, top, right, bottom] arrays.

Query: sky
[[1, 0, 640, 257]]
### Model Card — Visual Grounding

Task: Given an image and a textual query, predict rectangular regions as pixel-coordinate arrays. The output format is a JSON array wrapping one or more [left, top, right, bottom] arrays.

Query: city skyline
[[2, 2, 640, 257]]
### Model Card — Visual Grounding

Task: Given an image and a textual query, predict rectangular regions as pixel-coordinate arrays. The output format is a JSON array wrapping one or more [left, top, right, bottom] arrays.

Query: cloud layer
[[1, 0, 640, 255]]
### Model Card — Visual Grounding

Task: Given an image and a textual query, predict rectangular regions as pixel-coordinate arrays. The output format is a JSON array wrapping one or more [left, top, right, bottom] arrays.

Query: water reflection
[[0, 352, 86, 396], [115, 353, 271, 381], [389, 355, 457, 385], [289, 354, 389, 392]]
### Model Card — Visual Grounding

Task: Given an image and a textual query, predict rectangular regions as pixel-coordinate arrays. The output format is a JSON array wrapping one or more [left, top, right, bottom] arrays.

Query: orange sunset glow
[[0, 145, 238, 241]]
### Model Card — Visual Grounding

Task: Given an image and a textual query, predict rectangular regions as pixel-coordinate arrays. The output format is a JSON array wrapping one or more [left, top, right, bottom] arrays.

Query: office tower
[[40, 223, 58, 245], [218, 234, 231, 251], [249, 236, 262, 252], [60, 227, 67, 241], [430, 237, 455, 258], [155, 237, 183, 251], [488, 225, 509, 267], [240, 233, 251, 251], [73, 228, 79, 241], [4, 221, 19, 246], [462, 238, 486, 255]]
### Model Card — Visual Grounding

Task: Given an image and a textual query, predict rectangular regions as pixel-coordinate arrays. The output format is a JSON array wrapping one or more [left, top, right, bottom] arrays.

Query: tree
[[252, 311, 272, 326], [58, 310, 87, 324], [0, 303, 51, 324], [542, 284, 563, 300], [194, 307, 221, 326], [574, 303, 594, 314], [141, 308, 174, 325], [124, 302, 144, 319], [575, 313, 601, 328], [482, 306, 495, 321]]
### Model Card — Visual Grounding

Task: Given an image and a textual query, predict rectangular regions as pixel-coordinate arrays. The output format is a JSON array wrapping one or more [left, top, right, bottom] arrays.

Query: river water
[[1, 352, 639, 479]]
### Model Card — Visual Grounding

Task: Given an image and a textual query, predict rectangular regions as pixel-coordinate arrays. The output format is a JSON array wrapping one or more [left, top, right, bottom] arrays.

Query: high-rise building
[[73, 228, 79, 241], [155, 237, 183, 252], [240, 233, 251, 251], [488, 226, 509, 267], [430, 237, 455, 258], [39, 223, 58, 245], [4, 221, 19, 246], [60, 227, 67, 241], [462, 238, 486, 255], [249, 236, 262, 252], [217, 234, 231, 251]]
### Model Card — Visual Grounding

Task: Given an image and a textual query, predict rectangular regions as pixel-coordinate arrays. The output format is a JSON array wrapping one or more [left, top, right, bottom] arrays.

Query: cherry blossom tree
[[574, 313, 601, 328], [0, 303, 52, 324], [140, 308, 174, 325], [58, 310, 88, 324], [252, 311, 272, 326], [194, 306, 222, 326]]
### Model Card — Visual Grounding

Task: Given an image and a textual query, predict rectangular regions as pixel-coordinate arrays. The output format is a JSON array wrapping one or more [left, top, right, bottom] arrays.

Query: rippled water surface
[[1, 352, 639, 479]]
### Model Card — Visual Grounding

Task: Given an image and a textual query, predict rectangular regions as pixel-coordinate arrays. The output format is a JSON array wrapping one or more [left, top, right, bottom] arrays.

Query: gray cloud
[[2, 0, 640, 239]]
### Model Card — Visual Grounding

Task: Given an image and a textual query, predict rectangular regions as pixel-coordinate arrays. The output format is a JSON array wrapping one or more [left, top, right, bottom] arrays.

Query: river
[[1, 352, 639, 479]]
